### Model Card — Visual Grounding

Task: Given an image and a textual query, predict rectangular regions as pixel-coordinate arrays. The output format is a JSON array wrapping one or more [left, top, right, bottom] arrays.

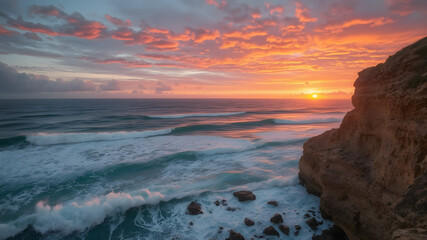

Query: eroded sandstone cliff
[[299, 37, 427, 240]]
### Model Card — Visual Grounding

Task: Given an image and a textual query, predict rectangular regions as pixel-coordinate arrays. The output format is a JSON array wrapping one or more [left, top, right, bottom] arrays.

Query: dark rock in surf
[[312, 225, 349, 240], [279, 225, 290, 235], [263, 226, 280, 236], [270, 213, 283, 224], [227, 207, 238, 212], [306, 217, 321, 230], [226, 230, 245, 240], [267, 200, 278, 206], [244, 217, 255, 226], [187, 201, 203, 215], [233, 191, 256, 201]]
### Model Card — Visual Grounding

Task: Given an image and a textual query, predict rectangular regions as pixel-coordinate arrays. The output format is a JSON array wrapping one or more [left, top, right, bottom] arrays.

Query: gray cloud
[[100, 79, 121, 91], [0, 62, 96, 93], [155, 81, 172, 94], [22, 32, 42, 41]]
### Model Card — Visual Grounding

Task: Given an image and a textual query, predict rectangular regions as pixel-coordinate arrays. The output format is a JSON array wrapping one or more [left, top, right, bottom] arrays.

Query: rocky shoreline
[[299, 37, 427, 240], [184, 190, 348, 240]]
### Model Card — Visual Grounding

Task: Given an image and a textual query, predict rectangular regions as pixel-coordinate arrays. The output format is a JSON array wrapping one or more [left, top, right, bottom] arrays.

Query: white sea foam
[[26, 128, 173, 145], [33, 190, 164, 234], [147, 112, 245, 119], [1, 135, 254, 183], [130, 185, 334, 240], [0, 190, 164, 239], [274, 117, 342, 124]]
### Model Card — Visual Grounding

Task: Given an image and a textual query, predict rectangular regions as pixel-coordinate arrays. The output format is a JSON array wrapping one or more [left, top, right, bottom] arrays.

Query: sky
[[0, 0, 426, 99]]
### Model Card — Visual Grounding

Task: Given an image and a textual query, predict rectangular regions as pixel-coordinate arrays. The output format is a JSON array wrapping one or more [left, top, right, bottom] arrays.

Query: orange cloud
[[223, 30, 267, 39], [111, 28, 135, 41], [265, 4, 284, 15], [105, 14, 132, 27], [148, 28, 170, 34], [295, 2, 317, 23], [317, 17, 394, 33], [190, 28, 220, 43], [206, 0, 226, 8]]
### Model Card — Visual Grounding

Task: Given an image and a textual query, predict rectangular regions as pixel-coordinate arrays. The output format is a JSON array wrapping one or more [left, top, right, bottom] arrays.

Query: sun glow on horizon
[[312, 94, 318, 98]]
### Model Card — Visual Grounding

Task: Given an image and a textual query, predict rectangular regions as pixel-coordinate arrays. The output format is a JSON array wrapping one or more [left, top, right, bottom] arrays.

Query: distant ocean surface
[[0, 99, 352, 240]]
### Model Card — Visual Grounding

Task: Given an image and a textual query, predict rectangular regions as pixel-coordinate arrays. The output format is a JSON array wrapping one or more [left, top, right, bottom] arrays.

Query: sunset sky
[[0, 0, 426, 98]]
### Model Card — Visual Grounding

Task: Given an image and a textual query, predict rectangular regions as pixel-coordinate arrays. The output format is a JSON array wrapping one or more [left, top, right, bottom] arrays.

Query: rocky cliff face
[[299, 37, 427, 240]]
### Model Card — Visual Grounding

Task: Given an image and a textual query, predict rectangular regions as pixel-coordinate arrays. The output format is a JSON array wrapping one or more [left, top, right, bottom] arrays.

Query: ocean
[[0, 99, 352, 240]]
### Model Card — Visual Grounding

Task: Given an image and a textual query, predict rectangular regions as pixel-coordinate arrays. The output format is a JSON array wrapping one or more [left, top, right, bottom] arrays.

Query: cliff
[[299, 37, 427, 240]]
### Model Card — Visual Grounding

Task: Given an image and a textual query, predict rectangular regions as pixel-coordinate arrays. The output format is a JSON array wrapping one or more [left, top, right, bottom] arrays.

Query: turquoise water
[[0, 99, 352, 239]]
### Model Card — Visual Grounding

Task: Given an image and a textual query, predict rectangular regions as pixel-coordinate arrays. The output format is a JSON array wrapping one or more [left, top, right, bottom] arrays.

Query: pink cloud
[[189, 28, 220, 44], [105, 14, 132, 27], [265, 3, 284, 15], [0, 25, 18, 35], [8, 5, 107, 39], [295, 2, 317, 23], [317, 17, 394, 33], [206, 0, 226, 8]]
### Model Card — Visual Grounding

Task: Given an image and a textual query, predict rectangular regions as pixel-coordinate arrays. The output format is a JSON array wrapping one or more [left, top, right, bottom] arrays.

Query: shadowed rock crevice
[[299, 36, 427, 240]]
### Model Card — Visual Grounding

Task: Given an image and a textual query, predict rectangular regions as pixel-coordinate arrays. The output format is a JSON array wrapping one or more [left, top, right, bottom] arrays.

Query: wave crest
[[274, 117, 341, 124], [26, 128, 173, 145], [147, 112, 245, 119]]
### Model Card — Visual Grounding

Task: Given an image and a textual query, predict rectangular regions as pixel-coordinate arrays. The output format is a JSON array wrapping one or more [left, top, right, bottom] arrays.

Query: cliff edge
[[299, 37, 427, 240]]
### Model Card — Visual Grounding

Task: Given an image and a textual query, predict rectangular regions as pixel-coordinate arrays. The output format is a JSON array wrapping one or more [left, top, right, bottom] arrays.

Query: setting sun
[[312, 94, 318, 98]]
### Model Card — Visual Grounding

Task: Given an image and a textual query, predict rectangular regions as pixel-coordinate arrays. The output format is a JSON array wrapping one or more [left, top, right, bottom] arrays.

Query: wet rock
[[295, 225, 301, 230], [214, 200, 220, 206], [306, 217, 321, 230], [221, 199, 228, 206], [245, 218, 255, 226], [312, 225, 349, 240], [226, 230, 245, 240], [279, 225, 290, 235], [263, 226, 280, 237], [189, 221, 194, 226], [304, 213, 311, 218], [227, 207, 238, 212], [267, 200, 278, 206], [233, 191, 256, 201], [186, 201, 203, 215], [270, 213, 283, 224]]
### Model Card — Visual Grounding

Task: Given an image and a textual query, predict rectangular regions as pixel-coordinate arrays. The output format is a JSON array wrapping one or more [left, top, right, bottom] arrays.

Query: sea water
[[0, 99, 352, 240]]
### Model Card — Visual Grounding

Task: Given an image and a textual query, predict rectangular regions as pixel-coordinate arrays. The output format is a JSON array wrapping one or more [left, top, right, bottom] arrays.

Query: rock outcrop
[[186, 201, 203, 215], [299, 36, 427, 240], [233, 191, 256, 201]]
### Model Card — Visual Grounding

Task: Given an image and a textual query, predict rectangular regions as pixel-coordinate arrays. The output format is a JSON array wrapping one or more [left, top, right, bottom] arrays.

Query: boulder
[[244, 218, 255, 226], [226, 230, 245, 240], [263, 226, 279, 237], [233, 191, 256, 201], [270, 213, 283, 224], [186, 201, 203, 215], [279, 225, 290, 235]]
